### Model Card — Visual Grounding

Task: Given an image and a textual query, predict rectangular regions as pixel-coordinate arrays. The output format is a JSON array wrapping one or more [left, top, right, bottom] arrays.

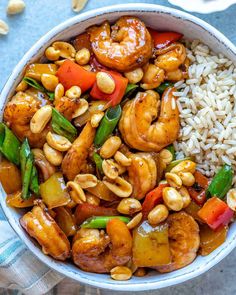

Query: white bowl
[[1, 3, 236, 292]]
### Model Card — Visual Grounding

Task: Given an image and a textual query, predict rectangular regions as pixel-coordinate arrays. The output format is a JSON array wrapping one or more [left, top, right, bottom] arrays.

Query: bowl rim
[[1, 3, 236, 291]]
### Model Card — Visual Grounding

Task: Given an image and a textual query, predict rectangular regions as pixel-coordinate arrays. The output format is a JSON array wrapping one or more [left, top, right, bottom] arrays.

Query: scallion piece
[[0, 123, 20, 165], [51, 108, 77, 142], [23, 77, 55, 101], [30, 166, 40, 195], [22, 154, 33, 199], [81, 216, 131, 229], [166, 144, 176, 161], [156, 82, 174, 95], [125, 83, 139, 97], [94, 105, 122, 147], [93, 152, 103, 174]]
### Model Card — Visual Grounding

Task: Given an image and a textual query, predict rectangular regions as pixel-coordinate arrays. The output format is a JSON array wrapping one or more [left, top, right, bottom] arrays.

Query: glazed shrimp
[[62, 122, 96, 180], [20, 201, 71, 261], [119, 87, 180, 152], [3, 91, 50, 148], [88, 16, 153, 72], [72, 218, 132, 273], [155, 212, 200, 273]]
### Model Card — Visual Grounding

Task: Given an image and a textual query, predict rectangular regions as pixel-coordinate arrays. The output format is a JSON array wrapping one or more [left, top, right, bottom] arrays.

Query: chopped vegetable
[[206, 165, 233, 199], [198, 197, 234, 230], [54, 207, 77, 237], [22, 154, 33, 199], [74, 203, 118, 225], [149, 29, 183, 50], [188, 187, 206, 206], [94, 105, 122, 147], [142, 183, 169, 220], [194, 170, 209, 189], [40, 172, 71, 209], [133, 220, 171, 267], [25, 63, 57, 81], [156, 82, 174, 95], [124, 83, 139, 97], [51, 108, 77, 142], [56, 59, 96, 92], [81, 216, 130, 228], [166, 144, 176, 160], [93, 152, 103, 174], [184, 201, 202, 222], [90, 71, 128, 106], [0, 123, 20, 165], [30, 166, 40, 195], [165, 157, 193, 172], [20, 138, 31, 177], [24, 77, 56, 101], [0, 159, 21, 194], [6, 191, 36, 208], [199, 224, 228, 256]]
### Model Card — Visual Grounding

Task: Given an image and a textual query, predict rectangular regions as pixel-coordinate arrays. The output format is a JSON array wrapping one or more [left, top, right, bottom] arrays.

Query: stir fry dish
[[0, 16, 235, 280]]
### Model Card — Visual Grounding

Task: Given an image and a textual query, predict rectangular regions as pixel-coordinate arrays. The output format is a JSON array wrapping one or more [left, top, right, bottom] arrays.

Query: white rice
[[174, 40, 236, 182]]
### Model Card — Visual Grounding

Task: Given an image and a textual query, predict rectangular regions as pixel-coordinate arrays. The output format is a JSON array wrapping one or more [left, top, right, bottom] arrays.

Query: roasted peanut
[[85, 193, 100, 206], [65, 86, 81, 99], [46, 132, 72, 152], [159, 149, 173, 165], [103, 176, 133, 198], [124, 68, 143, 84], [165, 172, 182, 189], [102, 159, 119, 180], [74, 174, 98, 189], [45, 46, 61, 61], [127, 212, 142, 230], [72, 99, 88, 118], [72, 0, 88, 12], [90, 111, 104, 128], [30, 105, 52, 134], [75, 48, 90, 65], [7, 0, 25, 15], [41, 74, 58, 92], [227, 189, 236, 211], [163, 187, 183, 211], [112, 161, 127, 175], [67, 181, 86, 203], [114, 151, 131, 167], [117, 198, 142, 215], [0, 20, 9, 35], [179, 172, 195, 187], [15, 80, 28, 92], [43, 143, 63, 166], [170, 160, 196, 174], [96, 72, 115, 94], [52, 41, 76, 59], [55, 83, 65, 100], [110, 266, 132, 281], [148, 204, 169, 225], [178, 186, 191, 208], [100, 136, 122, 159]]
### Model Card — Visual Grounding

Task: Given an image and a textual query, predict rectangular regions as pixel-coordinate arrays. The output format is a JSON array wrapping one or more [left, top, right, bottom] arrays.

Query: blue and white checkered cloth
[[0, 209, 63, 295]]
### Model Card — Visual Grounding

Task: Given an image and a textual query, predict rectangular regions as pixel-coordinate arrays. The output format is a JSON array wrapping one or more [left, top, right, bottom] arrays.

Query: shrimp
[[88, 16, 153, 72], [20, 201, 71, 261], [62, 122, 96, 180], [119, 87, 180, 152], [155, 212, 200, 273], [3, 91, 50, 148], [127, 152, 160, 200], [72, 218, 132, 273]]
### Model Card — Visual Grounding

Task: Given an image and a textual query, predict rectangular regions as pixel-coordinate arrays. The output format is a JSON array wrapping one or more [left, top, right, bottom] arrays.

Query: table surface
[[0, 0, 236, 294]]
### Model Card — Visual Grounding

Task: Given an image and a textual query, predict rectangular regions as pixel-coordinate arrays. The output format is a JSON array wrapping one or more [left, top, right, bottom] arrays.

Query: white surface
[[168, 0, 236, 13], [1, 3, 236, 292]]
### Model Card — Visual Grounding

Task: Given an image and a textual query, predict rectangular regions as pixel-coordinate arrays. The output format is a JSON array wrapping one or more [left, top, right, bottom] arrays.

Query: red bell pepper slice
[[90, 70, 128, 106], [198, 197, 233, 230], [149, 28, 183, 50], [188, 187, 206, 206], [142, 183, 169, 220], [74, 203, 118, 225], [194, 171, 209, 189], [56, 59, 96, 92]]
